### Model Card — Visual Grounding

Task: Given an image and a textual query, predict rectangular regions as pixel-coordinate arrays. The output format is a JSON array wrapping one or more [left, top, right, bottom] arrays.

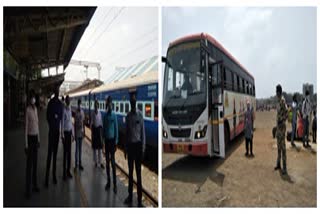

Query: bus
[[162, 33, 255, 158]]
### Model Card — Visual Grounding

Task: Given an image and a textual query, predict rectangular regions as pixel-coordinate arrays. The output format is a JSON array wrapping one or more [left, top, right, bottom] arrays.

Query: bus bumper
[[163, 141, 208, 156]]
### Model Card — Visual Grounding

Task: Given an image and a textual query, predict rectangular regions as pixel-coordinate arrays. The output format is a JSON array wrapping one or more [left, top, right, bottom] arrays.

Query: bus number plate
[[177, 144, 184, 153]]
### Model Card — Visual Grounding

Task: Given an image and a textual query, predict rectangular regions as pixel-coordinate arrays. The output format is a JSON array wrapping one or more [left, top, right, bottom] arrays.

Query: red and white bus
[[162, 33, 256, 158]]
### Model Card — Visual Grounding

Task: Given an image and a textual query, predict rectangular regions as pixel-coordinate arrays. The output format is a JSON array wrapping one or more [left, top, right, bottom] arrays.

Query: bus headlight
[[163, 130, 168, 138], [194, 125, 207, 139]]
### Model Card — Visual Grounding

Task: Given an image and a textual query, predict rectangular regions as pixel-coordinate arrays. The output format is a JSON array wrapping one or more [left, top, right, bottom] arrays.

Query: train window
[[112, 103, 115, 111], [154, 102, 158, 120], [145, 103, 152, 118], [120, 103, 124, 113], [125, 102, 129, 113], [137, 103, 143, 112], [115, 102, 119, 112]]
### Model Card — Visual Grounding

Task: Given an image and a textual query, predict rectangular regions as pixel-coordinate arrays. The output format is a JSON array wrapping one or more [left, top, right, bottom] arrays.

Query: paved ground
[[3, 109, 142, 207], [162, 110, 317, 207]]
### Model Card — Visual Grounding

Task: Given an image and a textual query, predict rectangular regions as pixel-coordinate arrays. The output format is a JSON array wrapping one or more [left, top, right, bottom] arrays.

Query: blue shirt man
[[103, 96, 118, 193]]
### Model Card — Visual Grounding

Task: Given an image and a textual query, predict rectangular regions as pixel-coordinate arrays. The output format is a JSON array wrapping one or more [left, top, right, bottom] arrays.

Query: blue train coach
[[68, 71, 158, 152]]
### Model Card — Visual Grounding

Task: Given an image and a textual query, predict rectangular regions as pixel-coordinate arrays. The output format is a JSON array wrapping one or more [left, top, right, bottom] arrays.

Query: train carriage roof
[[68, 88, 92, 98], [91, 71, 158, 94], [169, 33, 254, 80]]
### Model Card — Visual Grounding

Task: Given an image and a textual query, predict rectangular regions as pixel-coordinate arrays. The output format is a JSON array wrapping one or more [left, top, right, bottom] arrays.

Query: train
[[68, 71, 158, 153]]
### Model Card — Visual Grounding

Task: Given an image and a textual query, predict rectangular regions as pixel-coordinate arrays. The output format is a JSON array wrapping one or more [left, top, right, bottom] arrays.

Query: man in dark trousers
[[103, 96, 119, 194], [124, 92, 146, 207], [45, 87, 63, 187]]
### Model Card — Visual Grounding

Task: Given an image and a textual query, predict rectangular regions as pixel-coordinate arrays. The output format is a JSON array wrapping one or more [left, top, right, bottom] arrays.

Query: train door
[[210, 60, 225, 158]]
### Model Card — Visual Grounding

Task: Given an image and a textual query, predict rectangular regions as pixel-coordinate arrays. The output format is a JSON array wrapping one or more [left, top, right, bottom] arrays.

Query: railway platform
[[3, 109, 143, 207]]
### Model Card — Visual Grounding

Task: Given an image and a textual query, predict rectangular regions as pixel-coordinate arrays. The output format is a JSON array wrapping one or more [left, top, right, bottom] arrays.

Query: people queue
[[24, 88, 146, 207]]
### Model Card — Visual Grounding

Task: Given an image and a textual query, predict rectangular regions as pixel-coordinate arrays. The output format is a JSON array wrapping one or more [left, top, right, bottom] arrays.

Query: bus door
[[210, 61, 225, 158]]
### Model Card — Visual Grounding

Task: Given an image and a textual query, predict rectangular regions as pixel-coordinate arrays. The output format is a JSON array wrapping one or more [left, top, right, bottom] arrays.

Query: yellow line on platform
[[75, 167, 89, 207]]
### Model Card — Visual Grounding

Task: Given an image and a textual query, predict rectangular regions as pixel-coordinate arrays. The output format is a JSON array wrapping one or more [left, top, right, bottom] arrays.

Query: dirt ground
[[162, 110, 317, 207]]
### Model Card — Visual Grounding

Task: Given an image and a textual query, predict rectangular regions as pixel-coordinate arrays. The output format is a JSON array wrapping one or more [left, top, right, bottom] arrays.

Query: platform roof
[[4, 7, 96, 71]]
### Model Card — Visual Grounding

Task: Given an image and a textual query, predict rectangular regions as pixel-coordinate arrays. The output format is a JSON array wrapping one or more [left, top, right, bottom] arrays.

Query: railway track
[[83, 134, 158, 207]]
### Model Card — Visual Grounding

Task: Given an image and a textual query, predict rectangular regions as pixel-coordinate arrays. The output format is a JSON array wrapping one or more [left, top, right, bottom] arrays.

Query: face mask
[[31, 97, 36, 105]]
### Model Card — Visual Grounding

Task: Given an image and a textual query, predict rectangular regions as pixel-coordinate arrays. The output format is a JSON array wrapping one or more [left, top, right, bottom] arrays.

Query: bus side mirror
[[162, 56, 167, 63]]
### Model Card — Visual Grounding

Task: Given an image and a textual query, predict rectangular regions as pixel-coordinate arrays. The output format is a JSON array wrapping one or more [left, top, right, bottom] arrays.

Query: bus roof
[[91, 71, 158, 94], [168, 33, 254, 80]]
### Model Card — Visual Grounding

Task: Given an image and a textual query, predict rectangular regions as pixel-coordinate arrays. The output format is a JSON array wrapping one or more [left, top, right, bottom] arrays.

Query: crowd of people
[[244, 85, 317, 176], [24, 87, 146, 207]]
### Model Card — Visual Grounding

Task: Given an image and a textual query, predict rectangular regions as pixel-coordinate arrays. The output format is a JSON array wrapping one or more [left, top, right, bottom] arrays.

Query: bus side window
[[242, 79, 245, 94], [246, 81, 249, 94], [236, 75, 240, 92], [226, 68, 232, 91], [223, 67, 226, 89], [253, 85, 255, 96]]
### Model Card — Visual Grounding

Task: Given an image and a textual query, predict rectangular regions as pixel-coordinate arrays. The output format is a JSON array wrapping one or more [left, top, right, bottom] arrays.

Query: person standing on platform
[[91, 100, 104, 169], [103, 96, 118, 194], [124, 92, 146, 207], [74, 99, 85, 171], [61, 95, 74, 180], [45, 87, 63, 187], [25, 90, 40, 199]]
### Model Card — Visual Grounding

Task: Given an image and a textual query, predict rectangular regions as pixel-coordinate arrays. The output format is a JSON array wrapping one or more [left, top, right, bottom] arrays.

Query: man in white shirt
[[74, 99, 85, 171], [90, 100, 104, 168], [25, 90, 40, 199], [61, 95, 74, 180]]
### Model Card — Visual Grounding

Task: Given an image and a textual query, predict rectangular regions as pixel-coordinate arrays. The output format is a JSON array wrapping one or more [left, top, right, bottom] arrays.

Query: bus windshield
[[163, 41, 206, 108]]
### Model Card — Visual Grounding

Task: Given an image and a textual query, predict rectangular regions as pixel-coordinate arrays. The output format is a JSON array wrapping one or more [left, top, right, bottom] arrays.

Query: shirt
[[277, 96, 288, 126], [291, 101, 297, 124], [126, 110, 145, 147], [302, 97, 311, 119], [47, 97, 63, 130], [25, 105, 40, 147], [75, 108, 85, 138], [91, 110, 102, 128], [244, 108, 253, 139], [62, 106, 74, 137], [103, 110, 119, 144]]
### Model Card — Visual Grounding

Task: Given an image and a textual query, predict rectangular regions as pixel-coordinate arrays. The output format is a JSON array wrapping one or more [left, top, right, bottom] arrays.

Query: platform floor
[[3, 109, 140, 207]]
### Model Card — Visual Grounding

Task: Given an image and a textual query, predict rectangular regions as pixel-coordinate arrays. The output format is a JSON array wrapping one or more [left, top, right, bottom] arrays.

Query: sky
[[43, 7, 158, 83], [162, 7, 317, 98]]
